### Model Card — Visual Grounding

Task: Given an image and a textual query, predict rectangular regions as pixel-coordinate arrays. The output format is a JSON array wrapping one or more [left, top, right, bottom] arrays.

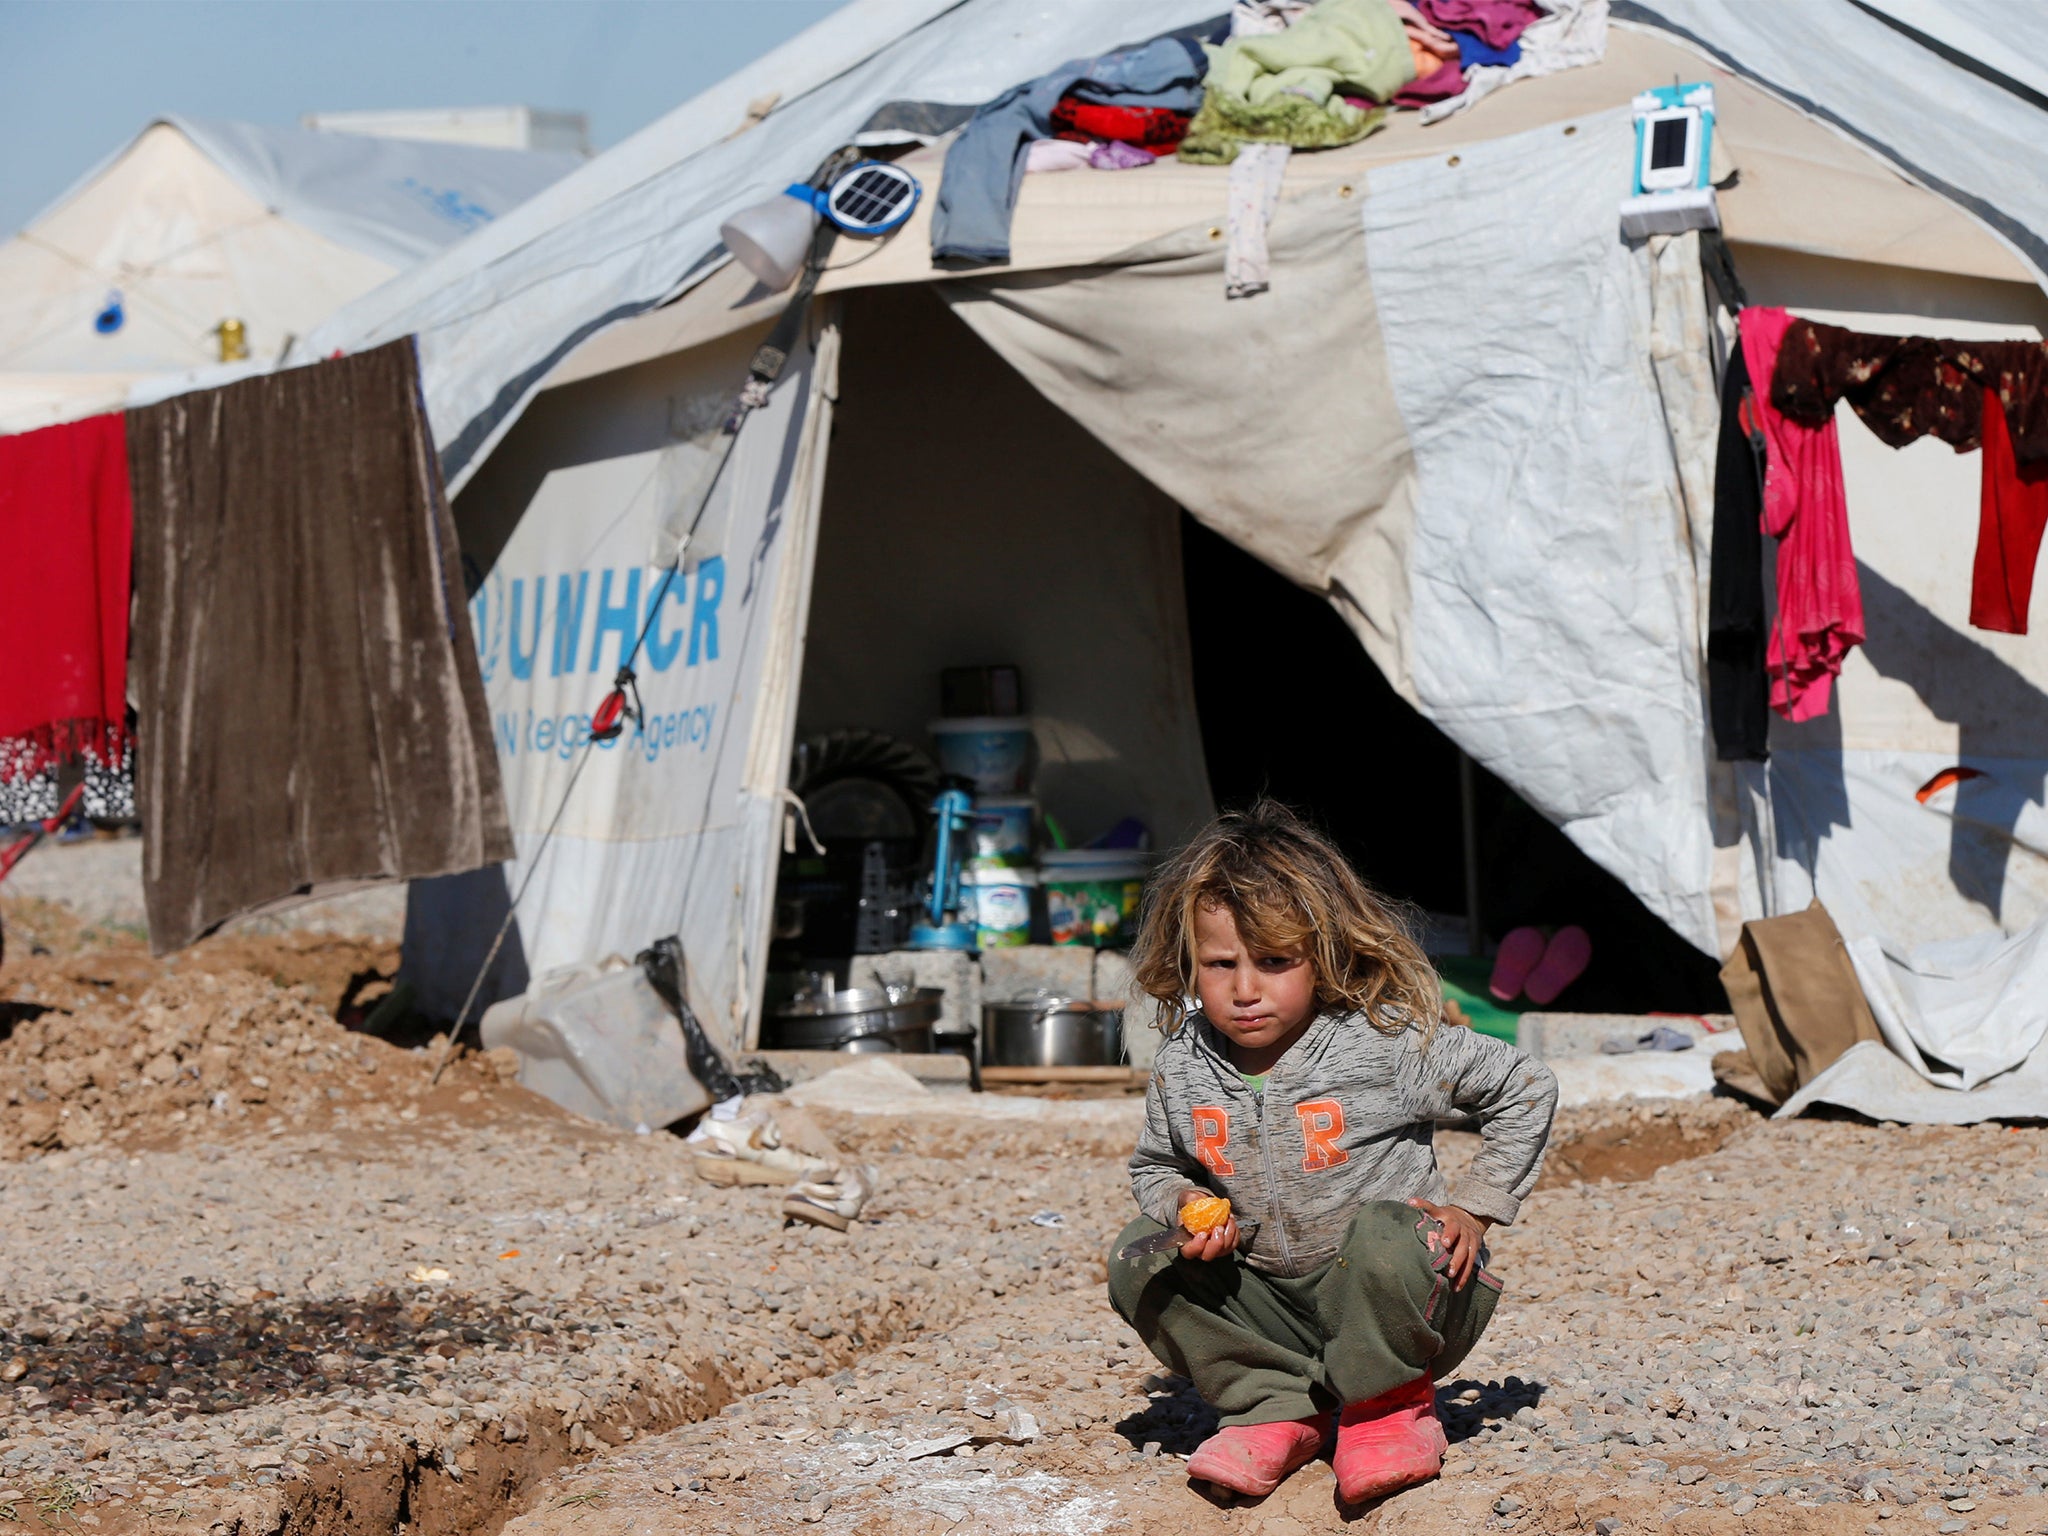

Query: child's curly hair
[[1127, 799, 1442, 1041]]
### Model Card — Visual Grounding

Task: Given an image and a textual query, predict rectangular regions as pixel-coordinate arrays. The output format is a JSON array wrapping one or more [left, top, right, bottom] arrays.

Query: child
[[1109, 801, 1558, 1503]]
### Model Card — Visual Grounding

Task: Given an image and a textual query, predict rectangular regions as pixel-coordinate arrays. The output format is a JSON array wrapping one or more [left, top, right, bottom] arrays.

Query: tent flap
[[949, 108, 1721, 954], [1364, 108, 1718, 952], [402, 323, 837, 1048]]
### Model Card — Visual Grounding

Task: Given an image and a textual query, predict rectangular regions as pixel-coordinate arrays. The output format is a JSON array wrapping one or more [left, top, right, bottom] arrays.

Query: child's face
[[1192, 903, 1318, 1053]]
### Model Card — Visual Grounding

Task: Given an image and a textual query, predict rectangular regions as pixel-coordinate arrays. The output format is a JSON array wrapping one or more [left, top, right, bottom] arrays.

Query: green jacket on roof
[[1179, 0, 1415, 163]]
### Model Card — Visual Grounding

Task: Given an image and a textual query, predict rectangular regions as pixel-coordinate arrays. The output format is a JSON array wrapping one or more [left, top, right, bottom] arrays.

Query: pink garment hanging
[[1740, 306, 1864, 723]]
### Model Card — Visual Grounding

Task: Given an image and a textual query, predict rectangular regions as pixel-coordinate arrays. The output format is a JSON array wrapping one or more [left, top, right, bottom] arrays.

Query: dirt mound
[[0, 967, 505, 1160], [1537, 1093, 1756, 1185], [1, 897, 399, 1016]]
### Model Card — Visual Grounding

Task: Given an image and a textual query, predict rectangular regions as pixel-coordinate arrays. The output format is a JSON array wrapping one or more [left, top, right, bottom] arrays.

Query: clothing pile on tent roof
[[933, 0, 1607, 293], [1708, 307, 2048, 761], [0, 340, 511, 952]]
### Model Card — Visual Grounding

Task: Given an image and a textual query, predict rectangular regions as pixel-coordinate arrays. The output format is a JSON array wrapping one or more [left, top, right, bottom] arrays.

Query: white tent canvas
[[100, 0, 2045, 1054], [0, 117, 578, 433]]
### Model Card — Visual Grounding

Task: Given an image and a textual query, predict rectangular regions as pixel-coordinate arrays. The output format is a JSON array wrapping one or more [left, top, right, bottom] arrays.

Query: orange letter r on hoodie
[[1190, 1107, 1235, 1175], [1296, 1099, 1350, 1172]]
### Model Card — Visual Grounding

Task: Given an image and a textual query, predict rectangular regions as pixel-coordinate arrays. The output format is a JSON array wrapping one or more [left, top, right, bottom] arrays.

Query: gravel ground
[[5, 903, 2045, 1536], [0, 946, 1143, 1536], [0, 1099, 1134, 1536], [499, 1110, 2048, 1536]]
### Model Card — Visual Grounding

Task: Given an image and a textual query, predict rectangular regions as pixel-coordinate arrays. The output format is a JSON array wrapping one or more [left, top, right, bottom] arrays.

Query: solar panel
[[822, 161, 920, 237]]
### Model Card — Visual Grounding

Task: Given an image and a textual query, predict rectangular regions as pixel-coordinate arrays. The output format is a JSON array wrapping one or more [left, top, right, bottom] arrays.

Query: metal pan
[[762, 986, 943, 1054], [982, 996, 1124, 1068]]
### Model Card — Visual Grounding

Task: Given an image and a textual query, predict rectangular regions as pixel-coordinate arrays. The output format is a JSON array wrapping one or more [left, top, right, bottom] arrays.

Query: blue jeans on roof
[[931, 35, 1207, 266]]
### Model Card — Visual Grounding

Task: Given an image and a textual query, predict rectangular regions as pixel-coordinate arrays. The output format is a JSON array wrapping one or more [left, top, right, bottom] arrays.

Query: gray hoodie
[[1129, 1011, 1559, 1277]]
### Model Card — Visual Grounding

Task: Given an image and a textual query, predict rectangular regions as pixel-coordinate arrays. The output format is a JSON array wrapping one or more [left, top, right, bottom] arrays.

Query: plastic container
[[962, 865, 1036, 949], [1042, 849, 1150, 947], [929, 716, 1033, 795], [967, 794, 1036, 869], [479, 959, 711, 1131]]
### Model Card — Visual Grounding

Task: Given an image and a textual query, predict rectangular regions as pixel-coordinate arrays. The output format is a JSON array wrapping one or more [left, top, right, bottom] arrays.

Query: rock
[[1495, 1495, 1526, 1515], [982, 1408, 1039, 1445]]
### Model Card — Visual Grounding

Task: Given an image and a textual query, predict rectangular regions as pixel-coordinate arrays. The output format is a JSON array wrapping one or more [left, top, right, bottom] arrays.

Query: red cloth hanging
[[1741, 307, 1864, 723], [1971, 386, 2048, 635], [0, 414, 132, 777]]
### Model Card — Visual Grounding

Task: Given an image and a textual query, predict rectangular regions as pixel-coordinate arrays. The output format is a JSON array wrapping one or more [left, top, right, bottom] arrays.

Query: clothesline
[[1707, 305, 2048, 763]]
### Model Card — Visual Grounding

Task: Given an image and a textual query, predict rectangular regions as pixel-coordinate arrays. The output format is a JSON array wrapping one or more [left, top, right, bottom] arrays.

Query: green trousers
[[1107, 1201, 1502, 1427]]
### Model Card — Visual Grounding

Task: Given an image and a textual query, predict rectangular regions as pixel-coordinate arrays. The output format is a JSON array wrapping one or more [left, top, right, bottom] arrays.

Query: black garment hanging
[[1708, 333, 1771, 762]]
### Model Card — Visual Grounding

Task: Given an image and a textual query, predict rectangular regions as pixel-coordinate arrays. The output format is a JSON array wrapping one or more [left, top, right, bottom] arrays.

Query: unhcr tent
[[286, 0, 2048, 1051], [0, 117, 579, 433]]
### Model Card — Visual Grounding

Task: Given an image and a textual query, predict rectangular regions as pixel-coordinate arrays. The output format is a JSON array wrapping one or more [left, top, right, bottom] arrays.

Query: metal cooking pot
[[982, 996, 1124, 1068], [762, 986, 942, 1054]]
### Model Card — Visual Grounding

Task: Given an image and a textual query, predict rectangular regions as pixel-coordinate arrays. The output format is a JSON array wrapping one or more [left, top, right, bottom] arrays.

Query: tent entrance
[[1181, 516, 1723, 1015], [774, 285, 1720, 1016], [776, 284, 1215, 977]]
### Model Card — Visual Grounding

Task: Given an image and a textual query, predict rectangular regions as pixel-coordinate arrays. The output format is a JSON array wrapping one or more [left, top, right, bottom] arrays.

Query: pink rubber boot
[[1185, 1414, 1329, 1497], [1524, 924, 1593, 1006], [1333, 1376, 1447, 1504], [1488, 926, 1547, 1001]]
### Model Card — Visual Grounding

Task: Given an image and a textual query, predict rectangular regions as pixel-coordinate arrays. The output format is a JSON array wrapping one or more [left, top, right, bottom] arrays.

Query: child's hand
[[1177, 1188, 1239, 1261], [1406, 1198, 1492, 1289]]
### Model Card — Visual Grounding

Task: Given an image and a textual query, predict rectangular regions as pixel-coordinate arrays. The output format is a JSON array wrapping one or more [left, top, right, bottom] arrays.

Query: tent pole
[[1459, 751, 1483, 958]]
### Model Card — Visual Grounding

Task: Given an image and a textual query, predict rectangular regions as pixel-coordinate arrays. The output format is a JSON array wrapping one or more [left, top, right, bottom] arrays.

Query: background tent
[[0, 117, 579, 433], [260, 0, 2048, 1046]]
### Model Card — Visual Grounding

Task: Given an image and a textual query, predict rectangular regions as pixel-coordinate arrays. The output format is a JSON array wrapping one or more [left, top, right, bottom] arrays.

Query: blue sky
[[0, 0, 847, 236]]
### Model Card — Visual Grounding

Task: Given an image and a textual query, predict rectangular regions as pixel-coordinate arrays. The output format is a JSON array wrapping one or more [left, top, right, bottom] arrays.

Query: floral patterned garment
[[1770, 320, 2048, 468]]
